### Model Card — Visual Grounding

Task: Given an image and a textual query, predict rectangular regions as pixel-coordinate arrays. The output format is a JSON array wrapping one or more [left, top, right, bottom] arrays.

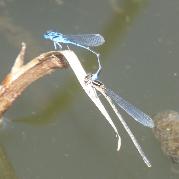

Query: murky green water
[[0, 0, 179, 178]]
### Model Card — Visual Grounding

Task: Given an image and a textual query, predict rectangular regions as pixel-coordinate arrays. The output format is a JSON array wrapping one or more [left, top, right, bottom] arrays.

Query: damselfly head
[[43, 30, 53, 39], [43, 30, 61, 40]]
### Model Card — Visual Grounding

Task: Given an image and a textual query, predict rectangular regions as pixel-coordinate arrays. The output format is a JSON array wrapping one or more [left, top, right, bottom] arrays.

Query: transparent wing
[[63, 34, 105, 47], [105, 88, 154, 128]]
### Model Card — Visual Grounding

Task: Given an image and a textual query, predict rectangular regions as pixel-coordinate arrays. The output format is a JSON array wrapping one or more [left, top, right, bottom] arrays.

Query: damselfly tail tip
[[145, 160, 152, 168], [116, 134, 121, 151]]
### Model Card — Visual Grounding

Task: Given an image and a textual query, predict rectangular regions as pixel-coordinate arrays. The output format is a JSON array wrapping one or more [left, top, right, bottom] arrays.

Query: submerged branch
[[0, 42, 68, 121]]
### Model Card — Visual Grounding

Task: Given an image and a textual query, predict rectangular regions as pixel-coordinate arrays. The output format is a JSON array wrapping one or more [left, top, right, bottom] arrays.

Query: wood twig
[[0, 42, 68, 122]]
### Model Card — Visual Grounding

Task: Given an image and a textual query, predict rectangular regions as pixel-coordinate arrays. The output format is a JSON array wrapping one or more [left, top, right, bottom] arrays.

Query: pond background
[[0, 0, 179, 178]]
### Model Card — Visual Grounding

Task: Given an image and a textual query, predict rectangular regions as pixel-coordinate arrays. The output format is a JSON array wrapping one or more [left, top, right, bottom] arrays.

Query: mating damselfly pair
[[43, 30, 154, 167]]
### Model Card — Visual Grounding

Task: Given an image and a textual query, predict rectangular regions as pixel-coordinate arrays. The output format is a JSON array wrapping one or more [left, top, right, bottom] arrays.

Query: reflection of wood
[[0, 145, 18, 179], [0, 43, 68, 123], [153, 111, 179, 163]]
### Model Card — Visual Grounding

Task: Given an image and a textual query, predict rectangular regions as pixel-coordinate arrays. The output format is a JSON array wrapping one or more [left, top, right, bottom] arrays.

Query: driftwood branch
[[0, 42, 68, 122]]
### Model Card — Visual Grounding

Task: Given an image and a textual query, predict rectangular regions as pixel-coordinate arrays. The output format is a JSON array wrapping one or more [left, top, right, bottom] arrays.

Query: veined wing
[[63, 34, 105, 47], [105, 88, 154, 128]]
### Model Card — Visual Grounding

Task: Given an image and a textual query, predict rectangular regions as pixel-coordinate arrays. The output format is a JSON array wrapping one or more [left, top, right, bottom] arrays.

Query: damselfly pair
[[43, 30, 154, 126], [43, 30, 154, 167]]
